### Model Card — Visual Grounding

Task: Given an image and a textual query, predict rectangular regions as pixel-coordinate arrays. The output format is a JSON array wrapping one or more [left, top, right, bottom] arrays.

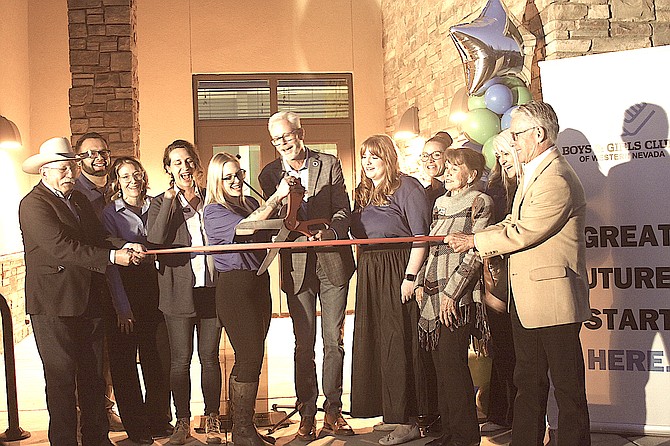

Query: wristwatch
[[404, 273, 417, 281]]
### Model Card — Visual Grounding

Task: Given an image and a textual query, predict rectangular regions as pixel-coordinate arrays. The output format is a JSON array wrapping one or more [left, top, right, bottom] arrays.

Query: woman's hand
[[117, 310, 135, 335], [415, 286, 424, 306], [164, 188, 176, 200], [275, 177, 293, 199], [439, 295, 459, 330], [401, 279, 415, 303]]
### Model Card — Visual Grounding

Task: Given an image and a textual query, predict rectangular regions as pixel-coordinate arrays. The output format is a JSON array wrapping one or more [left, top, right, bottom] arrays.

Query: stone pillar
[[67, 0, 139, 157]]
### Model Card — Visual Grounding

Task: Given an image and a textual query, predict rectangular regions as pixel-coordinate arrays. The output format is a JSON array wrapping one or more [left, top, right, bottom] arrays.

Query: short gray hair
[[268, 111, 301, 132], [512, 101, 559, 143]]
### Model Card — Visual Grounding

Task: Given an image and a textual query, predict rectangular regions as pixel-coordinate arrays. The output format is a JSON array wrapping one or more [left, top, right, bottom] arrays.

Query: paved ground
[[0, 317, 668, 445]]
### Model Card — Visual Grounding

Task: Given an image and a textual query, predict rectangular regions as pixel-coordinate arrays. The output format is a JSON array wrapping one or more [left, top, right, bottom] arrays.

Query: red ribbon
[[144, 235, 446, 255]]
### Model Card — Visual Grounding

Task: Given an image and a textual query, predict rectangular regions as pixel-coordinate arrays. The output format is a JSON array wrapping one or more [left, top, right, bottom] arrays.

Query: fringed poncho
[[417, 186, 494, 352]]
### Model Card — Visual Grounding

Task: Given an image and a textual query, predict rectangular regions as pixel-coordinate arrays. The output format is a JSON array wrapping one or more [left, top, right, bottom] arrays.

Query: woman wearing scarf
[[415, 147, 493, 446]]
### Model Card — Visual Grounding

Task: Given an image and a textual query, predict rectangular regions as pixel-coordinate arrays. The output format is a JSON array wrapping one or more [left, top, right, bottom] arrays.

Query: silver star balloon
[[450, 0, 524, 95]]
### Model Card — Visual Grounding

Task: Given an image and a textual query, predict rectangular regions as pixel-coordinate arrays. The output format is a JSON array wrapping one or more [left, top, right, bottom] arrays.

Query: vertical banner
[[540, 46, 670, 434]]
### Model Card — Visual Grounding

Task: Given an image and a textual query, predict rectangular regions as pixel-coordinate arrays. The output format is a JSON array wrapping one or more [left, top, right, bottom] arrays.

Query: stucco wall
[[136, 0, 385, 192]]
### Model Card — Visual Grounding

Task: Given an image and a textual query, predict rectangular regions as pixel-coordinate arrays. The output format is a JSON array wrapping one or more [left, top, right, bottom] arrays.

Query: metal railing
[[0, 293, 30, 442]]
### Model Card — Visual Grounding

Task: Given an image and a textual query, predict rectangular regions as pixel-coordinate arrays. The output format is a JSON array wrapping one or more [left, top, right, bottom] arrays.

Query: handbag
[[471, 199, 508, 313], [482, 255, 508, 313]]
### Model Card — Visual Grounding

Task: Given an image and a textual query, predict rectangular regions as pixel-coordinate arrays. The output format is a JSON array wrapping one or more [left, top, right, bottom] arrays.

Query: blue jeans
[[164, 309, 222, 419], [287, 254, 349, 417]]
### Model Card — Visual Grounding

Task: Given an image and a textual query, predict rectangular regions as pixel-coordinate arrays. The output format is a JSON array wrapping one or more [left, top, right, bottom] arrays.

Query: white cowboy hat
[[22, 137, 77, 174]]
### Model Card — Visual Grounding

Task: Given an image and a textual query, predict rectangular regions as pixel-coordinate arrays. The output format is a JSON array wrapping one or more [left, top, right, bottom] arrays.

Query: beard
[[81, 161, 108, 177]]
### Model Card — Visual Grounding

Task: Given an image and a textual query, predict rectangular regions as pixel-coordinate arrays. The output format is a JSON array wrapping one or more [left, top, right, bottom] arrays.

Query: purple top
[[351, 175, 430, 239], [204, 197, 265, 272]]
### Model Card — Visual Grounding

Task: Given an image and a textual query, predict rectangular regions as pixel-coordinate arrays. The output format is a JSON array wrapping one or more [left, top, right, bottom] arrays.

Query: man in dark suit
[[259, 112, 356, 440], [19, 137, 142, 446], [447, 102, 591, 446]]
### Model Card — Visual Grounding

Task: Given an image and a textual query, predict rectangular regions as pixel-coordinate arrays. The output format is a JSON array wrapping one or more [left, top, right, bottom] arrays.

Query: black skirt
[[350, 245, 421, 423]]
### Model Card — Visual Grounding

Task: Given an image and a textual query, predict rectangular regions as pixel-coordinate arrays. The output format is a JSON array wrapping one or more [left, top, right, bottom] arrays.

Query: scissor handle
[[293, 218, 331, 237], [283, 179, 305, 231]]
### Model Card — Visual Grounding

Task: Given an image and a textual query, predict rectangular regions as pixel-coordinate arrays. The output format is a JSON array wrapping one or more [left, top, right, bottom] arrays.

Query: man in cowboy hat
[[19, 136, 144, 446]]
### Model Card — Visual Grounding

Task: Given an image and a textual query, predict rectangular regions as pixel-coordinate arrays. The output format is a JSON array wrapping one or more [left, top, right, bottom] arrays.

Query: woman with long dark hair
[[147, 140, 222, 445]]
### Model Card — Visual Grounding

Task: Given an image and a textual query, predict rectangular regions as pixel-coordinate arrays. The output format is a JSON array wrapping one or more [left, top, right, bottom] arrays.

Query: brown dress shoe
[[323, 412, 355, 436], [296, 416, 317, 441]]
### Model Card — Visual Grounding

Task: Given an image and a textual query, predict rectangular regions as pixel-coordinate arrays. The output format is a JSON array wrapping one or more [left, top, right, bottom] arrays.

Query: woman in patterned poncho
[[415, 147, 493, 446]]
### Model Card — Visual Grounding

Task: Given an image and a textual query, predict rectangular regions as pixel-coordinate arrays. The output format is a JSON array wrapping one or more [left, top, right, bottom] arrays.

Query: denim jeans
[[286, 254, 349, 417], [164, 311, 222, 419]]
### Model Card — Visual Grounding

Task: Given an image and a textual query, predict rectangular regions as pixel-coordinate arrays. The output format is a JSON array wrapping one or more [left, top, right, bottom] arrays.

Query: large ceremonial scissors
[[235, 177, 330, 275]]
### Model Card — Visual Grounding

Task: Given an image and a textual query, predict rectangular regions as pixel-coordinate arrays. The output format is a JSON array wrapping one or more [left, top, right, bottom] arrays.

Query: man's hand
[[275, 177, 293, 199], [123, 243, 147, 265], [114, 248, 134, 266], [401, 279, 415, 303], [444, 232, 475, 253], [308, 228, 335, 242]]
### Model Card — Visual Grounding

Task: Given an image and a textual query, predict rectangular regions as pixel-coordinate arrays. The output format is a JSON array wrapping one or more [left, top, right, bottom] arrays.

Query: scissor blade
[[236, 219, 283, 236], [257, 225, 291, 275]]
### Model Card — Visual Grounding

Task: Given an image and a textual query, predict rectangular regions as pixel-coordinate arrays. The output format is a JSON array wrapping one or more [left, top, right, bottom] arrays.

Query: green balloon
[[468, 94, 487, 110], [462, 109, 501, 145], [513, 86, 533, 105], [482, 136, 497, 171], [501, 75, 526, 89]]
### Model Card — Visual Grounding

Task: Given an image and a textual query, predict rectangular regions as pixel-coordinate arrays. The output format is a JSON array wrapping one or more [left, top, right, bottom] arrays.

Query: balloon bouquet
[[449, 0, 532, 170]]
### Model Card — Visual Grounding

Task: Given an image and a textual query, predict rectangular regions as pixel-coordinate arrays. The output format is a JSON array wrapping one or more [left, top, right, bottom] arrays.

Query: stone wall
[[0, 253, 30, 352], [67, 0, 139, 156], [381, 0, 670, 137]]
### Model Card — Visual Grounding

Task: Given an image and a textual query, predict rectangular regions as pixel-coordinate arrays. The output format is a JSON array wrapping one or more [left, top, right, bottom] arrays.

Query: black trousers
[[431, 322, 480, 445], [216, 269, 271, 382], [31, 314, 109, 446], [486, 309, 516, 427], [510, 298, 590, 446]]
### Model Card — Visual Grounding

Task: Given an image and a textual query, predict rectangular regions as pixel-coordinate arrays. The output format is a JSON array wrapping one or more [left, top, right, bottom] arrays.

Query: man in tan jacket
[[447, 101, 591, 446]]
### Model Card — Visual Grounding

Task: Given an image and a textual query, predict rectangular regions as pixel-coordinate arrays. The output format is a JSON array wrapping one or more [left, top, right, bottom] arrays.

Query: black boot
[[230, 377, 273, 446]]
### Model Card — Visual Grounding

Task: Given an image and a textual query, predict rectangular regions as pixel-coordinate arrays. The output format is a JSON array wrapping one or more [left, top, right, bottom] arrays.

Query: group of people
[[19, 100, 591, 446]]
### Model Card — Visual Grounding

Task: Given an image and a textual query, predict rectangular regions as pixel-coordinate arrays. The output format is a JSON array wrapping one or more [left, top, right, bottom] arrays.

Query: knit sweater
[[417, 186, 494, 350]]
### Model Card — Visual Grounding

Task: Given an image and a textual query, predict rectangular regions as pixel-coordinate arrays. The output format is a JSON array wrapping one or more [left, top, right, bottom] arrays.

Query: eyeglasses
[[82, 149, 111, 159], [510, 127, 537, 141], [419, 151, 443, 162], [222, 169, 246, 182], [119, 172, 145, 182], [270, 130, 299, 146]]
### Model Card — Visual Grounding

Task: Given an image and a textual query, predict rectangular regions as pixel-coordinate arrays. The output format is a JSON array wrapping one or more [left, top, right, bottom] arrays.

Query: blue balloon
[[501, 105, 518, 129], [484, 84, 513, 115], [475, 77, 503, 96]]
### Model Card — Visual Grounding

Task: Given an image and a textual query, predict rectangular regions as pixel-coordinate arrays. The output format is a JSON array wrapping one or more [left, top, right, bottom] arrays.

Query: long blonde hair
[[354, 134, 402, 207], [205, 153, 253, 214], [488, 129, 521, 211]]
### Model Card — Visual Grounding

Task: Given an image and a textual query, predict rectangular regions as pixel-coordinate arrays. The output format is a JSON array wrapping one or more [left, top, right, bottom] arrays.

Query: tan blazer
[[475, 150, 590, 329]]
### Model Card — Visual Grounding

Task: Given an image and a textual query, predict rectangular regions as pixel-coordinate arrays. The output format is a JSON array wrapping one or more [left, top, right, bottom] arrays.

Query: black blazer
[[147, 189, 214, 317], [19, 181, 125, 316]]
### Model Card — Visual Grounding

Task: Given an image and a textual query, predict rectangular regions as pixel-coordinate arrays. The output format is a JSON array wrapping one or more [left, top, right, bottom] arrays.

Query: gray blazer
[[147, 189, 212, 317], [259, 150, 355, 294]]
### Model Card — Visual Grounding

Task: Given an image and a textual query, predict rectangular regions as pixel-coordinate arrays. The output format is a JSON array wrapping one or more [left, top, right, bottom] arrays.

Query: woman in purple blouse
[[350, 135, 430, 445], [101, 157, 172, 444], [204, 152, 291, 446]]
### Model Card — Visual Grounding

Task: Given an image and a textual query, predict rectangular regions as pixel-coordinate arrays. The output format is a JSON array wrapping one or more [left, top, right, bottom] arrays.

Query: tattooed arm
[[241, 177, 292, 223]]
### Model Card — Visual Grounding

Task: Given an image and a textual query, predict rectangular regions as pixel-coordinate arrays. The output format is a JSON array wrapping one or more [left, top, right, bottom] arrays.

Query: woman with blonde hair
[[204, 152, 292, 446], [480, 129, 520, 435], [350, 134, 430, 445]]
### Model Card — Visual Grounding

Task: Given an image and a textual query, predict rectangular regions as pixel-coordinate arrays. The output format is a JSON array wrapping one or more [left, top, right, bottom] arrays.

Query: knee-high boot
[[230, 377, 273, 446]]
